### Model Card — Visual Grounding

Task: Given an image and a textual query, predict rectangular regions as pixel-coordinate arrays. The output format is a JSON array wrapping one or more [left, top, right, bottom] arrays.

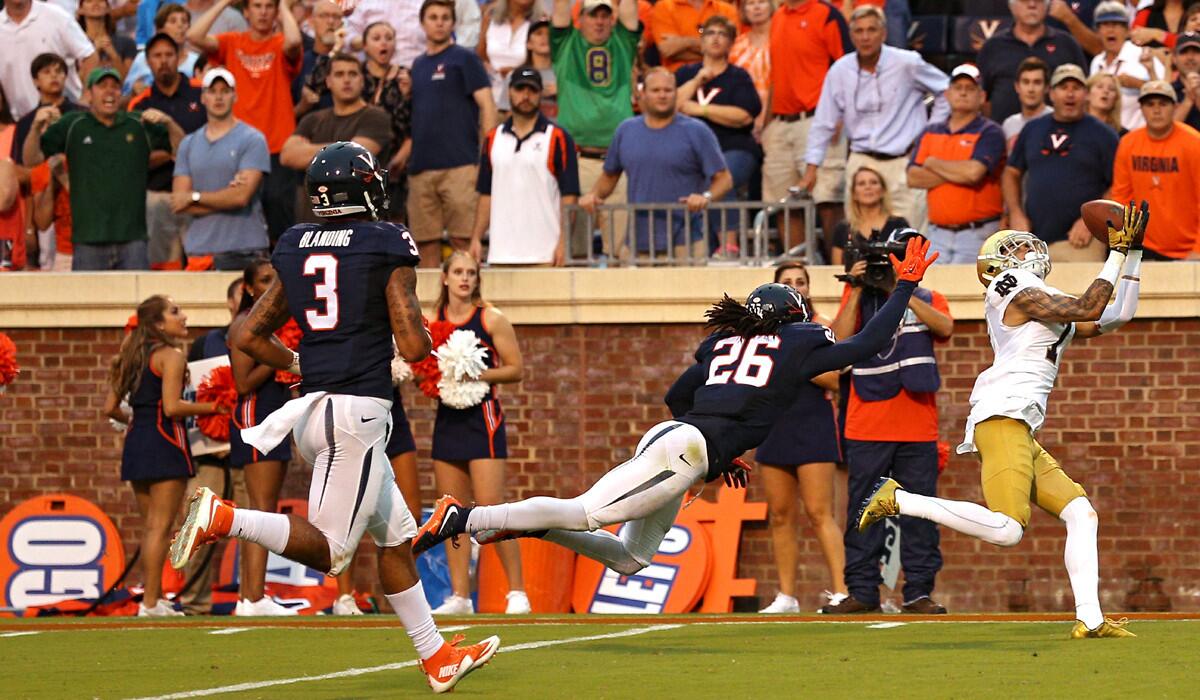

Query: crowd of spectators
[[5, 0, 1200, 272]]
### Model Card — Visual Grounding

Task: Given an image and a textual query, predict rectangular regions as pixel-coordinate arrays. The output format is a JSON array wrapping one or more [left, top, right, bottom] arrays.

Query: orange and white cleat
[[420, 634, 500, 694], [169, 486, 234, 570], [412, 495, 470, 555]]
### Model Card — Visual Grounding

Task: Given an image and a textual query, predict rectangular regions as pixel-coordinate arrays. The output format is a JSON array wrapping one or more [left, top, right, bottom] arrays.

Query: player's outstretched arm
[[799, 237, 938, 377], [232, 278, 295, 370], [1078, 201, 1147, 338], [386, 267, 432, 362]]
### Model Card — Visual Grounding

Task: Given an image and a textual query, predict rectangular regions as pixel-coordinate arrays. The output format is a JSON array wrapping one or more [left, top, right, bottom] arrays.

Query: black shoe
[[902, 596, 948, 614], [818, 596, 880, 614]]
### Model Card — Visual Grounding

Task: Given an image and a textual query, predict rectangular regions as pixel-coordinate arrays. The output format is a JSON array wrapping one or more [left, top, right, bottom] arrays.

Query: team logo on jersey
[[0, 495, 125, 616], [1043, 130, 1071, 156]]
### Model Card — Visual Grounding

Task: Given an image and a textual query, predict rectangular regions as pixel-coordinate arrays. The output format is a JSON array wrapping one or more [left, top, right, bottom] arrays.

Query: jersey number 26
[[706, 336, 780, 387]]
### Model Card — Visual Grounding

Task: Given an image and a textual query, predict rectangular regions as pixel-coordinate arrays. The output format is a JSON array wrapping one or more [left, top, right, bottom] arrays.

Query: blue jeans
[[885, 0, 911, 49], [72, 240, 150, 271], [708, 148, 760, 243]]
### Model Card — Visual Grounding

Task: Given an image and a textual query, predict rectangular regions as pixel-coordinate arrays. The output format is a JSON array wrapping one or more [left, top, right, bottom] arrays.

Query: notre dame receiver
[[410, 238, 939, 578], [169, 142, 499, 693], [858, 202, 1148, 639]]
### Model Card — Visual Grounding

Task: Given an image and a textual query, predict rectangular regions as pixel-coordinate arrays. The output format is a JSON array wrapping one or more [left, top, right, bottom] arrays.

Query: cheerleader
[[428, 252, 530, 615], [104, 295, 227, 616], [755, 261, 848, 613]]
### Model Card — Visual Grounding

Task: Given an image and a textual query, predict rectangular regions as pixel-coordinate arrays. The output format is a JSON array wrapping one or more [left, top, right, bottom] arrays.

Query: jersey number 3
[[706, 336, 780, 387], [304, 254, 339, 330]]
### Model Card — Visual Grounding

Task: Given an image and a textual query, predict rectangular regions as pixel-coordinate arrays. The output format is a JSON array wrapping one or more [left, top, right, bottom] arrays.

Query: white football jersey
[[958, 267, 1075, 453]]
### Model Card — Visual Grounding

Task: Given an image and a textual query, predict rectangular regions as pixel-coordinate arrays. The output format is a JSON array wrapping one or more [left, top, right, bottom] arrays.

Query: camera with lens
[[836, 228, 921, 291]]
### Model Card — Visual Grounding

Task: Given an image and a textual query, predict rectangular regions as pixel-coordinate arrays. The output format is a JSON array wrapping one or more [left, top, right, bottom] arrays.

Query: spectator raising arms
[[0, 0, 97, 119], [407, 0, 498, 266], [226, 259, 298, 616], [428, 251, 530, 616], [125, 3, 201, 96], [295, 0, 348, 118], [281, 54, 392, 223], [78, 0, 137, 79], [1110, 81, 1200, 260], [829, 166, 909, 266], [755, 261, 847, 615], [1091, 2, 1164, 132], [1132, 0, 1188, 49], [188, 0, 304, 242], [472, 67, 579, 266], [172, 69, 272, 270], [103, 295, 227, 616]]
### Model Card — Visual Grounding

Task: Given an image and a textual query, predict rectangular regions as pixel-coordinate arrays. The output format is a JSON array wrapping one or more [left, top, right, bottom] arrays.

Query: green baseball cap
[[86, 67, 122, 88]]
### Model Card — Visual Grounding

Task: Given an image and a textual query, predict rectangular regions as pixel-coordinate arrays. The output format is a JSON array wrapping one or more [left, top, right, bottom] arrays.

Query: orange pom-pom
[[196, 365, 238, 441], [274, 318, 303, 350], [0, 332, 18, 389]]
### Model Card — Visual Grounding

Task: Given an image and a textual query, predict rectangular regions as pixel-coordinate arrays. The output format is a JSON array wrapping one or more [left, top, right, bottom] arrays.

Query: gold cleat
[[1070, 618, 1136, 639], [857, 477, 902, 532]]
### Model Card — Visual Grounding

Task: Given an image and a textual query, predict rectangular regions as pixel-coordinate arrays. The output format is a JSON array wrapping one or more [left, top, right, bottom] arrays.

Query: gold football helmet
[[976, 230, 1051, 286]]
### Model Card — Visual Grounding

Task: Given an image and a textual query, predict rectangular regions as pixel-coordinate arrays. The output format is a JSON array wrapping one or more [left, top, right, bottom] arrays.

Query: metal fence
[[562, 195, 821, 267]]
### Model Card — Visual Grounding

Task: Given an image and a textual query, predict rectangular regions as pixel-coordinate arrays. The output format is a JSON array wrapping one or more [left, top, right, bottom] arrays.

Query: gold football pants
[[974, 417, 1087, 527]]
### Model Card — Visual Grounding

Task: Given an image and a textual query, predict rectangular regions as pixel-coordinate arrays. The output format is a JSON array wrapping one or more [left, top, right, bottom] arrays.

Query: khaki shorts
[[406, 165, 479, 243], [761, 117, 845, 204], [974, 417, 1087, 527]]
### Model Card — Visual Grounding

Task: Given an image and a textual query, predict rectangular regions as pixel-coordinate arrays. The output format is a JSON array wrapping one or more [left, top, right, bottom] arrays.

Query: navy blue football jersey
[[272, 220, 420, 400], [667, 280, 919, 481]]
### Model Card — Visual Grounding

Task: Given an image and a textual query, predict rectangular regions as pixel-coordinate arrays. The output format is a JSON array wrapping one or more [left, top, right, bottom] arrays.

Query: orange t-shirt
[[211, 32, 303, 154], [28, 161, 73, 255], [769, 0, 850, 115], [730, 32, 770, 99], [1110, 123, 1200, 258], [838, 286, 951, 443], [652, 0, 739, 71]]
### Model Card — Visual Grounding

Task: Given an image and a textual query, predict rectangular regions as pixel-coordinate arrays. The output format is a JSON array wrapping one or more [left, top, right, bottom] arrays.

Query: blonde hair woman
[[1086, 72, 1124, 135], [830, 166, 910, 265]]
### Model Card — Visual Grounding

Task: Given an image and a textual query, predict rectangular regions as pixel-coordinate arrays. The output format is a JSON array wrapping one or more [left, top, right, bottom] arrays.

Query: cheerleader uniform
[[754, 377, 842, 466], [229, 378, 293, 466], [385, 386, 417, 458], [431, 306, 508, 461], [120, 356, 195, 482]]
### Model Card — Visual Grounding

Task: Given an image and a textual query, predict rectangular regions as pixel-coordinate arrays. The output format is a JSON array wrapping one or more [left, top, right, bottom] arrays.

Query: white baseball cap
[[202, 67, 237, 89]]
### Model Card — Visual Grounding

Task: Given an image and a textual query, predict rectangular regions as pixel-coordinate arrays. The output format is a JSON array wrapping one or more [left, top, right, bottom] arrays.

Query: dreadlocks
[[704, 295, 795, 338]]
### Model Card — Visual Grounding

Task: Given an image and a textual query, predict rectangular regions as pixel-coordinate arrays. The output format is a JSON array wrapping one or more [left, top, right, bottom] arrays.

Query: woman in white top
[[478, 0, 542, 112]]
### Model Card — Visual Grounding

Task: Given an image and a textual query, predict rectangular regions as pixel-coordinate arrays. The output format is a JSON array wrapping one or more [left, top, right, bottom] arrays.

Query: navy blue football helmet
[[745, 283, 811, 323], [306, 141, 389, 220]]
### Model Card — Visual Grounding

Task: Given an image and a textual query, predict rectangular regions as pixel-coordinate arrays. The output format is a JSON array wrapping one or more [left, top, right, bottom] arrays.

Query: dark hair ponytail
[[237, 257, 272, 313]]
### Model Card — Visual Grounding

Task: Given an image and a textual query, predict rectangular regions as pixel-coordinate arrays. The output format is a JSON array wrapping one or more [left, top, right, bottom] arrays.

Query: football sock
[[1060, 497, 1103, 629], [543, 529, 643, 574], [229, 509, 291, 554], [465, 498, 589, 533], [895, 490, 1024, 547], [386, 582, 444, 660]]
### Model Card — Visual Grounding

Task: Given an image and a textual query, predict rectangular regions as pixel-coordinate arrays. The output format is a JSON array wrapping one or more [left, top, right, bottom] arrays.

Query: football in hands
[[1081, 199, 1126, 243]]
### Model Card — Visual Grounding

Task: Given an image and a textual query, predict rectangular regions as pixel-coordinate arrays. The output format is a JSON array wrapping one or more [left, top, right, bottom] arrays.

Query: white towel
[[240, 391, 327, 453]]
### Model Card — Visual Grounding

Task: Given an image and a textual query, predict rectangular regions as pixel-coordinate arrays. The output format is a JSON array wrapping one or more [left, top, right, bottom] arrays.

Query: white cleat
[[332, 593, 364, 615], [431, 594, 474, 616], [759, 592, 801, 614], [504, 590, 532, 614], [237, 596, 298, 616], [138, 600, 184, 617]]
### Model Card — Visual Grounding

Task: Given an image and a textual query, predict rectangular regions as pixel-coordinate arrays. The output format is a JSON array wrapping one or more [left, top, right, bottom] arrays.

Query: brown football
[[1081, 199, 1125, 242]]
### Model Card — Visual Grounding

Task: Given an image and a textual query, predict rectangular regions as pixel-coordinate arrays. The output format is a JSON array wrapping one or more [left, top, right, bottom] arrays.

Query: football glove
[[723, 457, 752, 489], [890, 236, 939, 283], [1106, 200, 1148, 254]]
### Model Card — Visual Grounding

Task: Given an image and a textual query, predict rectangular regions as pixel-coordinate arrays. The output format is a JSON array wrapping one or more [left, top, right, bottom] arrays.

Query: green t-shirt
[[551, 23, 641, 149], [40, 111, 170, 245]]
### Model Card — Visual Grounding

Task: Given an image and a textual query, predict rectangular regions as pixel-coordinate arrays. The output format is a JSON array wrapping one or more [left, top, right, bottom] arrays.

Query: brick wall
[[2, 320, 1198, 613]]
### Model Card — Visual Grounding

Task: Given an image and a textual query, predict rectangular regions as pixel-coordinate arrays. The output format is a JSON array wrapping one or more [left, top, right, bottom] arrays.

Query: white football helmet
[[976, 230, 1051, 286]]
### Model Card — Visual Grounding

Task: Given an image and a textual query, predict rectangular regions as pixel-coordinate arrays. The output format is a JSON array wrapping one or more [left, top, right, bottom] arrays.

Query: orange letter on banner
[[686, 484, 767, 613]]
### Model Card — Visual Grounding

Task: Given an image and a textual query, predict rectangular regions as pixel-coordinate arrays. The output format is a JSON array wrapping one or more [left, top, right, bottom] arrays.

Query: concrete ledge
[[1, 262, 1196, 327]]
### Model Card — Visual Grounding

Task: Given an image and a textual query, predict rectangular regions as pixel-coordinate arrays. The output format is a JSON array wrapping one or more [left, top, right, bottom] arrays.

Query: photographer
[[823, 228, 953, 615]]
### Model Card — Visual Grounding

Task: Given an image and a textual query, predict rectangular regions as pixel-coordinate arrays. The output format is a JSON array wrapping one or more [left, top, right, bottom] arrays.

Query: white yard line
[[0, 631, 41, 638], [208, 628, 252, 636], [866, 622, 907, 629], [125, 623, 684, 700]]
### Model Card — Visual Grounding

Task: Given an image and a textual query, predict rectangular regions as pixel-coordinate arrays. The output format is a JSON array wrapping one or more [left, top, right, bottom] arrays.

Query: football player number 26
[[304, 254, 339, 330], [706, 336, 780, 387]]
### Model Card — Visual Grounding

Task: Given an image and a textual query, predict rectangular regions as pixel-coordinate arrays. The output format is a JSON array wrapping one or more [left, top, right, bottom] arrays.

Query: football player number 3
[[706, 336, 780, 387], [304, 254, 339, 330]]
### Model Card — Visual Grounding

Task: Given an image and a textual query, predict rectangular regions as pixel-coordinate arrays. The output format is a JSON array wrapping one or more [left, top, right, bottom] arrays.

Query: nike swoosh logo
[[360, 417, 378, 423], [678, 453, 691, 467]]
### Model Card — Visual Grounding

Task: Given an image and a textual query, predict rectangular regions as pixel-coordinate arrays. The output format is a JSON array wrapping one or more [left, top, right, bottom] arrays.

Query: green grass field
[[0, 615, 1195, 699]]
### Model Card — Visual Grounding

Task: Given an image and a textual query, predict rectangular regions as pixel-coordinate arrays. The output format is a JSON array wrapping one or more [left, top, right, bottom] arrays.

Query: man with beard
[[470, 67, 579, 266], [25, 67, 176, 270], [580, 67, 731, 261], [130, 33, 208, 269]]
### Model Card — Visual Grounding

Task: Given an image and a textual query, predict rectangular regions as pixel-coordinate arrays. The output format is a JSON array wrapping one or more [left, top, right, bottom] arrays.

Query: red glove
[[723, 457, 752, 489], [890, 236, 939, 282]]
